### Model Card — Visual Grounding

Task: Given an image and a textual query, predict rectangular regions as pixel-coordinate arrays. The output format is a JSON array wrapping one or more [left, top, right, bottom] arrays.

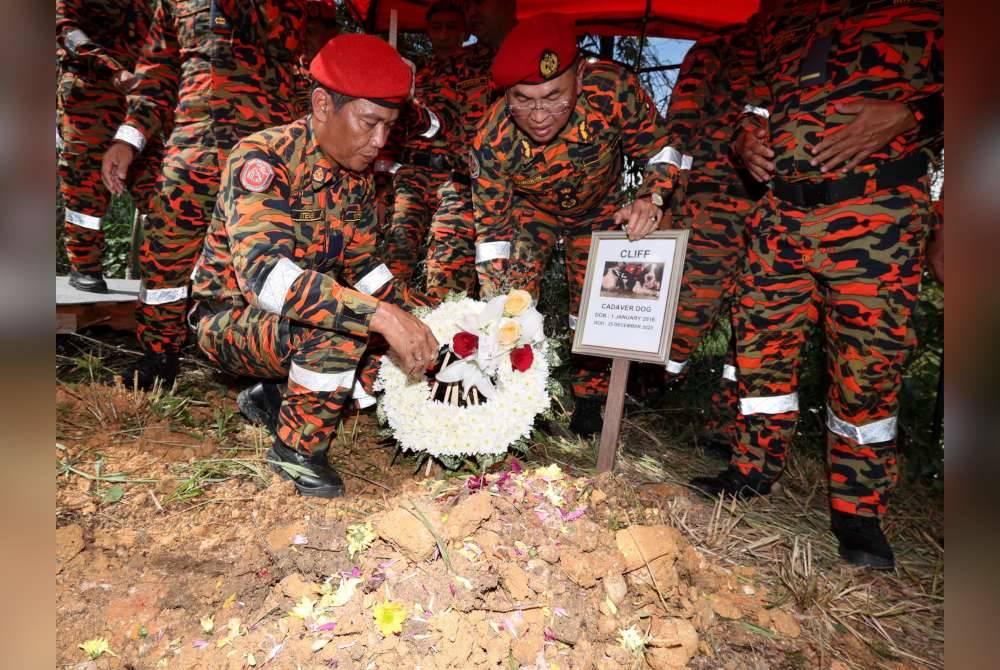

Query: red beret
[[491, 14, 579, 89], [310, 33, 412, 106]]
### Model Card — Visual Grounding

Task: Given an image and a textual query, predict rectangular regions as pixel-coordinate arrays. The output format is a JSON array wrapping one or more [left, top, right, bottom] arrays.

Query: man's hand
[[810, 99, 917, 174], [734, 124, 775, 182], [112, 70, 138, 94], [369, 301, 439, 378], [927, 229, 943, 284], [101, 141, 136, 196], [613, 196, 663, 241]]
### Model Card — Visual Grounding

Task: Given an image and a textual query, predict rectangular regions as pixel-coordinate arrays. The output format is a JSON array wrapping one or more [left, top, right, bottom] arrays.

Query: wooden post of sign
[[388, 9, 398, 48], [596, 357, 631, 472]]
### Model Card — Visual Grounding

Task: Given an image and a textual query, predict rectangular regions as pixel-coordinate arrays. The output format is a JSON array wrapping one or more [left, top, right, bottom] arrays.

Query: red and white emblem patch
[[240, 158, 275, 193]]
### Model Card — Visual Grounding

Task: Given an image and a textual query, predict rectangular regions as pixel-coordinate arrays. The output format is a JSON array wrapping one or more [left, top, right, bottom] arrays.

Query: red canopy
[[345, 1, 759, 40]]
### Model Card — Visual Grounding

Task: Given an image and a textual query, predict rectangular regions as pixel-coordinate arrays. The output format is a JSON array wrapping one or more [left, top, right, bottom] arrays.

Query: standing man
[[384, 1, 467, 286], [56, 0, 161, 292], [471, 15, 683, 436], [102, 0, 307, 390], [655, 25, 763, 456], [423, 0, 517, 302], [692, 0, 944, 569], [191, 35, 438, 497]]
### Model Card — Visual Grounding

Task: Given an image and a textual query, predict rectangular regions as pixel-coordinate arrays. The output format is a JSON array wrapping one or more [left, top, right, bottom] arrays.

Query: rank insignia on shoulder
[[311, 166, 327, 184], [240, 158, 275, 193], [539, 50, 560, 79], [468, 149, 480, 179]]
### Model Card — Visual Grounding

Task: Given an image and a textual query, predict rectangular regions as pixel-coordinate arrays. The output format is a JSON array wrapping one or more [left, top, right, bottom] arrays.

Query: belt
[[772, 154, 928, 208], [403, 151, 452, 171], [451, 170, 471, 186]]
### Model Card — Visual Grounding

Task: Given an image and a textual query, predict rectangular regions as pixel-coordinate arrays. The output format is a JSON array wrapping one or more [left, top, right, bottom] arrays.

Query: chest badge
[[557, 186, 577, 210]]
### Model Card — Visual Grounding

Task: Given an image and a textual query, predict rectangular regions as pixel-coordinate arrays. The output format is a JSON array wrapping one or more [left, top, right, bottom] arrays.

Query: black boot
[[831, 510, 895, 570], [117, 351, 180, 391], [237, 381, 282, 436], [69, 269, 108, 293], [266, 439, 345, 498], [697, 432, 734, 461], [689, 466, 772, 500], [569, 396, 604, 438]]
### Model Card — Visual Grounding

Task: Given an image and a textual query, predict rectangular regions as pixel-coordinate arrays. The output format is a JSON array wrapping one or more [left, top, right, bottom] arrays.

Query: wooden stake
[[596, 358, 631, 473], [388, 9, 398, 48]]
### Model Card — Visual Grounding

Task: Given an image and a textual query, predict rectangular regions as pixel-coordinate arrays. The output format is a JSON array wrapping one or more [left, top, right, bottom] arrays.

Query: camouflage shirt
[[116, 0, 306, 152], [743, 0, 943, 180], [448, 43, 497, 160], [56, 0, 152, 74], [193, 117, 427, 339], [471, 60, 679, 278]]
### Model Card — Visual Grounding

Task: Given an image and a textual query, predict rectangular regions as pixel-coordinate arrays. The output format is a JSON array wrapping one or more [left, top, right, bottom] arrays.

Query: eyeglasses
[[506, 96, 573, 116]]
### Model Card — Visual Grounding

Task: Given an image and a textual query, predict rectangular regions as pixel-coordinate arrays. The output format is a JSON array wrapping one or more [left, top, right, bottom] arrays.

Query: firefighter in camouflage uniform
[[384, 1, 467, 286], [471, 15, 683, 436], [653, 24, 764, 456], [423, 0, 517, 302], [101, 0, 308, 390], [691, 0, 944, 570], [191, 35, 438, 498], [57, 0, 163, 292]]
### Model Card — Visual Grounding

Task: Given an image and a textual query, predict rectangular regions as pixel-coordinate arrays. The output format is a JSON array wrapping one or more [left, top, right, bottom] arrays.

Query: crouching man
[[190, 34, 439, 498]]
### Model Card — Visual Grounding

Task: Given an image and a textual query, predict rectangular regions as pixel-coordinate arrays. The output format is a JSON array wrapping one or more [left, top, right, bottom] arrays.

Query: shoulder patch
[[468, 149, 480, 179], [240, 158, 275, 193]]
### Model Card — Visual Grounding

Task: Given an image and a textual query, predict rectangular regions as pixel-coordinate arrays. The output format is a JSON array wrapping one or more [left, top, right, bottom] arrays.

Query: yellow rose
[[503, 289, 533, 317], [497, 319, 522, 347]]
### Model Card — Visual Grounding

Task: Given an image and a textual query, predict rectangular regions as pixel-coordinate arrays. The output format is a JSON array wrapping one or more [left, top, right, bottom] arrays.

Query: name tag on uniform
[[459, 76, 489, 90], [291, 208, 323, 222], [342, 204, 362, 222], [513, 173, 545, 187]]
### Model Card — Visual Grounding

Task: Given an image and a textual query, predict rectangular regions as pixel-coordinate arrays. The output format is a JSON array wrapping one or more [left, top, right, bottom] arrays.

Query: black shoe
[[266, 439, 345, 498], [569, 396, 604, 438], [68, 270, 108, 293], [237, 382, 282, 436], [625, 364, 667, 408], [689, 466, 772, 500], [831, 510, 895, 570], [698, 433, 734, 461], [118, 351, 179, 391]]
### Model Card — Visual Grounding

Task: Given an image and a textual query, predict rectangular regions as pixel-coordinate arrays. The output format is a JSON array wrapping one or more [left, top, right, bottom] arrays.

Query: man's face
[[312, 90, 399, 172], [506, 64, 581, 144], [427, 10, 467, 56], [466, 0, 514, 47]]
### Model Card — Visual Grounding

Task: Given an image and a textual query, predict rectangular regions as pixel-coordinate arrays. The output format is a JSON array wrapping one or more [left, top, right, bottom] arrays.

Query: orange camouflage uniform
[[114, 0, 305, 353], [471, 60, 681, 400], [732, 0, 943, 517], [193, 117, 430, 454], [57, 0, 163, 275]]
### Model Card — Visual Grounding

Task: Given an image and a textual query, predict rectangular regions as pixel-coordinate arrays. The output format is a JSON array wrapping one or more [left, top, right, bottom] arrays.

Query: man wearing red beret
[[190, 34, 439, 498], [471, 15, 685, 436]]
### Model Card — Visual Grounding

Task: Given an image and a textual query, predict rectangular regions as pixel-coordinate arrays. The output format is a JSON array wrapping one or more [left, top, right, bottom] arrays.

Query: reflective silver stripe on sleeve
[[65, 28, 90, 54], [354, 263, 393, 296], [647, 146, 684, 168], [722, 364, 738, 382], [140, 285, 189, 305], [65, 208, 102, 230], [743, 104, 770, 119], [475, 241, 511, 263], [681, 154, 693, 170], [257, 257, 304, 315], [739, 393, 799, 415], [114, 124, 147, 152], [826, 408, 897, 445], [351, 380, 377, 408], [288, 362, 357, 393], [567, 314, 578, 330], [666, 359, 688, 374], [374, 159, 401, 174], [418, 109, 441, 139]]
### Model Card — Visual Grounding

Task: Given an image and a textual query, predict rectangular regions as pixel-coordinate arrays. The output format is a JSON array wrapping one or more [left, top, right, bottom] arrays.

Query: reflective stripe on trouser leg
[[665, 359, 687, 375]]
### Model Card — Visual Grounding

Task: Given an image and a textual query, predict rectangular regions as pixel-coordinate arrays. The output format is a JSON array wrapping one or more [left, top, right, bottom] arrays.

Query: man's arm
[[56, 0, 125, 75], [471, 126, 515, 299]]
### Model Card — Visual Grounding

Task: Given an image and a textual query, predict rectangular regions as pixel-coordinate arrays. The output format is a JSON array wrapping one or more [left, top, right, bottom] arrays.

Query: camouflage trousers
[[666, 189, 755, 445], [732, 183, 930, 518], [425, 177, 479, 303], [385, 164, 450, 285], [493, 195, 624, 400], [57, 70, 162, 275], [137, 144, 222, 354], [195, 305, 380, 453]]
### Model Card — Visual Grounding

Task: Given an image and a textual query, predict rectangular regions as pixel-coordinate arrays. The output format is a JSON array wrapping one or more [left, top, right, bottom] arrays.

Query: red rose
[[510, 344, 534, 372], [452, 332, 479, 358]]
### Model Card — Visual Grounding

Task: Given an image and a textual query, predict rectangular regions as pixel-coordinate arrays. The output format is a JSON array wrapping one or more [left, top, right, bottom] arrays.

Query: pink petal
[[192, 640, 209, 649], [510, 459, 523, 474]]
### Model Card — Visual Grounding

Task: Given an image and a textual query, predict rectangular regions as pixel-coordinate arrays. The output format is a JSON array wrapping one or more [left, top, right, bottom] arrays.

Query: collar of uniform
[[556, 97, 596, 146], [305, 116, 338, 188]]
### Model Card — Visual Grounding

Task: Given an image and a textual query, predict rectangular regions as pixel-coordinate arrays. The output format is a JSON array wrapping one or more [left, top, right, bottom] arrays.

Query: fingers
[[612, 205, 631, 226], [838, 145, 876, 173], [737, 130, 775, 182], [627, 201, 658, 240]]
